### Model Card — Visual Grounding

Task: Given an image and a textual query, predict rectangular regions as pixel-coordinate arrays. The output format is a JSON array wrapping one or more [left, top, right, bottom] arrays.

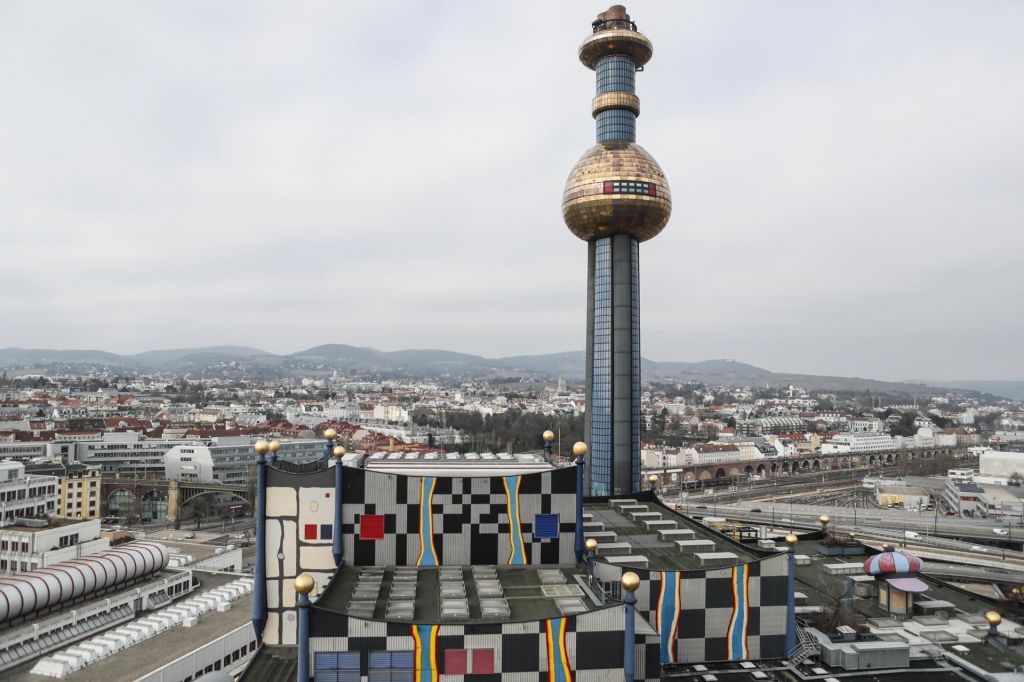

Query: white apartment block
[[685, 444, 743, 465], [164, 437, 323, 484], [0, 461, 58, 526], [821, 432, 896, 454], [74, 432, 180, 475], [849, 418, 885, 433], [0, 518, 107, 574]]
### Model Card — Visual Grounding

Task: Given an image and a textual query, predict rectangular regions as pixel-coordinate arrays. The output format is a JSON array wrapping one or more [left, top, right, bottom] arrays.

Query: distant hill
[[129, 345, 272, 365], [0, 344, 1003, 398], [0, 348, 137, 367], [914, 380, 1024, 401]]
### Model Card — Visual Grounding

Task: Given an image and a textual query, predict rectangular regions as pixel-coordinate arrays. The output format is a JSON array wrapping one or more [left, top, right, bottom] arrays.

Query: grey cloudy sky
[[1, 1, 1022, 381]]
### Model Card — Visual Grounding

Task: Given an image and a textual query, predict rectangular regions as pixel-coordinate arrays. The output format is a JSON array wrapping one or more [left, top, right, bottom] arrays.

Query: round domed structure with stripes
[[864, 547, 928, 614], [863, 548, 924, 576]]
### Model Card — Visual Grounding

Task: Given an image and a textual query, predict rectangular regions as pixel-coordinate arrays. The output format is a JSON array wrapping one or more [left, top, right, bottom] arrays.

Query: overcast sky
[[1, 1, 1022, 381]]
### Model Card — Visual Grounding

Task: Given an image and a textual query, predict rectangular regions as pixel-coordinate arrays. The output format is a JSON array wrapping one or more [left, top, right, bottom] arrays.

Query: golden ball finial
[[254, 440, 270, 455], [985, 610, 1002, 626], [294, 573, 315, 595], [881, 543, 892, 552], [573, 442, 588, 457], [269, 440, 281, 452], [621, 571, 641, 592], [1012, 587, 1021, 595], [785, 533, 798, 546], [323, 428, 338, 440], [585, 538, 598, 551], [819, 515, 830, 525], [333, 445, 346, 458], [543, 430, 555, 443], [648, 474, 659, 484]]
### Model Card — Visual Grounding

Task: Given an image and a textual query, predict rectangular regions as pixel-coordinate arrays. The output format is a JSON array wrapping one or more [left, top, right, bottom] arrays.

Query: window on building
[[444, 649, 467, 675], [359, 514, 385, 541], [533, 514, 560, 539], [443, 649, 495, 675], [369, 651, 413, 682], [471, 649, 495, 675]]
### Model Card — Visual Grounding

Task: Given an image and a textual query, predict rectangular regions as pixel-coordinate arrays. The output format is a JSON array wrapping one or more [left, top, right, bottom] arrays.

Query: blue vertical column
[[252, 441, 269, 640], [595, 55, 637, 142], [588, 239, 612, 496], [622, 572, 639, 682], [785, 534, 797, 656], [321, 428, 337, 469], [574, 442, 587, 563], [295, 574, 313, 682], [332, 447, 344, 566]]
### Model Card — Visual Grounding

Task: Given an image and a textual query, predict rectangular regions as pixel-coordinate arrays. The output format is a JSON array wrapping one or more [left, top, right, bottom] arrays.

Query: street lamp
[[585, 538, 598, 585]]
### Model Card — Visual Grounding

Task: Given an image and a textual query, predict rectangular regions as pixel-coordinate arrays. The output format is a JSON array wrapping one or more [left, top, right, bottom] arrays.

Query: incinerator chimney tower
[[562, 6, 672, 496]]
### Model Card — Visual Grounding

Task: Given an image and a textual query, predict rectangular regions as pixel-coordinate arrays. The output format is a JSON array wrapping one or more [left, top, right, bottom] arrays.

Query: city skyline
[[2, 1, 1022, 381]]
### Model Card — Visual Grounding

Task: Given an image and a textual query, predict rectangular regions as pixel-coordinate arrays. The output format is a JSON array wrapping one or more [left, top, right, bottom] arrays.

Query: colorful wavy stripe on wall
[[411, 623, 439, 682], [726, 563, 750, 660], [656, 571, 682, 663], [416, 476, 439, 566], [544, 617, 574, 682], [502, 475, 526, 565]]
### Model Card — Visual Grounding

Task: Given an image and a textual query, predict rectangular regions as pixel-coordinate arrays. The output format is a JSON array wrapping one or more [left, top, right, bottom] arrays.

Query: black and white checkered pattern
[[592, 553, 789, 662], [308, 606, 661, 682], [340, 467, 579, 567]]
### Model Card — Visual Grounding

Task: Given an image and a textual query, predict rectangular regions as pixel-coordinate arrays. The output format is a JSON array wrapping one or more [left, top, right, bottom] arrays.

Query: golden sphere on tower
[[333, 445, 346, 458], [819, 515, 830, 525], [621, 571, 641, 592], [562, 142, 672, 243], [585, 538, 599, 551], [543, 430, 555, 443], [785, 533, 798, 546], [572, 442, 588, 457], [985, 610, 1002, 626], [294, 573, 315, 595], [648, 474, 659, 483], [268, 440, 281, 452], [323, 428, 338, 440], [254, 440, 270, 455]]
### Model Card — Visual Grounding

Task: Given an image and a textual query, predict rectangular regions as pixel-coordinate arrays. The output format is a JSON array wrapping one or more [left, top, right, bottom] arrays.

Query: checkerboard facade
[[308, 605, 662, 682]]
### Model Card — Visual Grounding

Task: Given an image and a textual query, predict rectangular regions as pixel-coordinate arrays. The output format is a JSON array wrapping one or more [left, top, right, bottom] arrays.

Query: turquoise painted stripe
[[549, 618, 571, 682], [729, 568, 747, 660], [418, 477, 438, 566], [415, 624, 436, 680], [504, 475, 526, 565], [659, 571, 679, 663]]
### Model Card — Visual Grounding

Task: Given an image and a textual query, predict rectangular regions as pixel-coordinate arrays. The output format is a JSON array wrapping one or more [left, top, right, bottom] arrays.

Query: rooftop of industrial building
[[4, 571, 251, 682], [314, 497, 767, 624], [314, 564, 607, 624], [1, 516, 92, 533]]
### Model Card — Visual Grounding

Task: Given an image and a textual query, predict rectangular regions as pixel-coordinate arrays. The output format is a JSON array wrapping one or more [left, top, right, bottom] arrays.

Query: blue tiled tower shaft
[[564, 8, 670, 497], [586, 48, 640, 497], [585, 236, 640, 496]]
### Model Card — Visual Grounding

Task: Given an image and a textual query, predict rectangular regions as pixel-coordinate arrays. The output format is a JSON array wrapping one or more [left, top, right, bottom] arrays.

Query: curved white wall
[[0, 542, 170, 623]]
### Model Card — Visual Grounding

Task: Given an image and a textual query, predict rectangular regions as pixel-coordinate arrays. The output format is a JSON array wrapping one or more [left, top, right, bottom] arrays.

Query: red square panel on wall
[[444, 649, 467, 675], [360, 514, 385, 541], [471, 649, 494, 675], [303, 523, 317, 540]]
